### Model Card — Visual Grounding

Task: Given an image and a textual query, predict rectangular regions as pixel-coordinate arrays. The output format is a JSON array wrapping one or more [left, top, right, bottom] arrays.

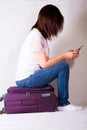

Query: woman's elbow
[[39, 62, 48, 68]]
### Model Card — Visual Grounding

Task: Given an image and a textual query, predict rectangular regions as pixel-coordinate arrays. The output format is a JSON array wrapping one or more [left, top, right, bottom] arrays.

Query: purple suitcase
[[4, 85, 57, 114]]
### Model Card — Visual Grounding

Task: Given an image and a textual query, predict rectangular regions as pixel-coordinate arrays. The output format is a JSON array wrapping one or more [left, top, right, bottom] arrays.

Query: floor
[[0, 107, 87, 130]]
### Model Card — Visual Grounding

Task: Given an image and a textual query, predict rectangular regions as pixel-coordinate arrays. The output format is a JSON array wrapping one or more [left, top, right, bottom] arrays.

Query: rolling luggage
[[4, 85, 57, 114]]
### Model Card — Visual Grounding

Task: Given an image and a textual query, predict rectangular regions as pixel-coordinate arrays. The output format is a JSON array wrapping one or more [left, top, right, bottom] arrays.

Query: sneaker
[[57, 104, 83, 111]]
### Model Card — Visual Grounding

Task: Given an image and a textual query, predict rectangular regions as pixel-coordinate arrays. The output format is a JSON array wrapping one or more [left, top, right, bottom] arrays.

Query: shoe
[[57, 104, 83, 111]]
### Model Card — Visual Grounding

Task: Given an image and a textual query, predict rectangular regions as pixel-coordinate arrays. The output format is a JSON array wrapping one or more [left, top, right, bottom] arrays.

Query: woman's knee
[[62, 60, 69, 68], [58, 60, 69, 70]]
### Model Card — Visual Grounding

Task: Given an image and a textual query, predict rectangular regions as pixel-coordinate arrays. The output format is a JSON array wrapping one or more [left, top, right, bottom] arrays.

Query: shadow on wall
[[66, 59, 75, 68]]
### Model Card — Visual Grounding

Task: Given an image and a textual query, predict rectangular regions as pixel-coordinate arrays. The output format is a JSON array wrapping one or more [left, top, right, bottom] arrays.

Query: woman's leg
[[16, 60, 70, 106], [57, 61, 70, 106]]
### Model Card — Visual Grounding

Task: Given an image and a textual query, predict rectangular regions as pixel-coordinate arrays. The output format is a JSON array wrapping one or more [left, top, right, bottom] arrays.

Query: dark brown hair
[[32, 4, 64, 40]]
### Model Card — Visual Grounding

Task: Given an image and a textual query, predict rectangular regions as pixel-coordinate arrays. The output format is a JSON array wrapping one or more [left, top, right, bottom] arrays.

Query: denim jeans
[[16, 60, 70, 106]]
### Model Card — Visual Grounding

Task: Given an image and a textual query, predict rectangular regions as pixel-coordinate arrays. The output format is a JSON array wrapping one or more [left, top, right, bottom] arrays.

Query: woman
[[16, 4, 82, 111]]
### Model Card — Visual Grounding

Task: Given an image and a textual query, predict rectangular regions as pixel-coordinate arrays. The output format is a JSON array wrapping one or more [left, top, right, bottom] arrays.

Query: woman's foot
[[57, 104, 83, 111]]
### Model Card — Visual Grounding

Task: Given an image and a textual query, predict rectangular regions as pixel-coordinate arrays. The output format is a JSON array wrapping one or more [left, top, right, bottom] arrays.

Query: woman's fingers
[[72, 50, 79, 58], [64, 50, 79, 59]]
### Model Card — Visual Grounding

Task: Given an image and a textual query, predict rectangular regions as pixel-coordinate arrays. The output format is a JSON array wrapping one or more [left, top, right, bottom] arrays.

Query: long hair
[[32, 4, 64, 40]]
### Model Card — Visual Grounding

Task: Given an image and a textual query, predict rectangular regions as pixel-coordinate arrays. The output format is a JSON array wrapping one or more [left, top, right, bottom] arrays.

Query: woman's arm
[[35, 50, 79, 68]]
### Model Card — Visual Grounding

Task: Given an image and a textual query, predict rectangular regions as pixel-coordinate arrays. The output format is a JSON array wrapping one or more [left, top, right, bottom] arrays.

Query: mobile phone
[[76, 45, 83, 51]]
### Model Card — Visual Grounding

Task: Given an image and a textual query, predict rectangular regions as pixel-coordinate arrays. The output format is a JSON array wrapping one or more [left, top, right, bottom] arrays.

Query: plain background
[[0, 0, 87, 107]]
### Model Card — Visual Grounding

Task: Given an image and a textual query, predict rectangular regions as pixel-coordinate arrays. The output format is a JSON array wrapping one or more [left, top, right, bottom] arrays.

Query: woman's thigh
[[16, 60, 68, 88]]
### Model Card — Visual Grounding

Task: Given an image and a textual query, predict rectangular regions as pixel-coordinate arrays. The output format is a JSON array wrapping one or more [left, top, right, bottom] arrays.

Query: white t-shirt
[[16, 28, 49, 81]]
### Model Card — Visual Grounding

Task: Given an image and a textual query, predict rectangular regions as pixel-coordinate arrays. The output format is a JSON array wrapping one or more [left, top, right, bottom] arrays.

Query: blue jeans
[[16, 60, 70, 106]]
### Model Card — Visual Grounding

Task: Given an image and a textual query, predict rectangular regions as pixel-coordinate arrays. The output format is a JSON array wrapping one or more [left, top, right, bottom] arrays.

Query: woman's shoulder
[[30, 28, 46, 40], [23, 28, 41, 42], [23, 28, 47, 48]]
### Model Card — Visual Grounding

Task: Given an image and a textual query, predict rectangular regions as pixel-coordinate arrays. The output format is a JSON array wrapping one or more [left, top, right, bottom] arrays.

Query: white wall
[[0, 0, 87, 106]]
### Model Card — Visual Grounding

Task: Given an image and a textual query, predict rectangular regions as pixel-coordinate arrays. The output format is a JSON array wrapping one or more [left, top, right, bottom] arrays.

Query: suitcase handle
[[26, 91, 30, 96]]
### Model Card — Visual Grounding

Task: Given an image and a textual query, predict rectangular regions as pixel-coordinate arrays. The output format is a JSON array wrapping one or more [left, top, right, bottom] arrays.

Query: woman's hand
[[64, 50, 79, 59]]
